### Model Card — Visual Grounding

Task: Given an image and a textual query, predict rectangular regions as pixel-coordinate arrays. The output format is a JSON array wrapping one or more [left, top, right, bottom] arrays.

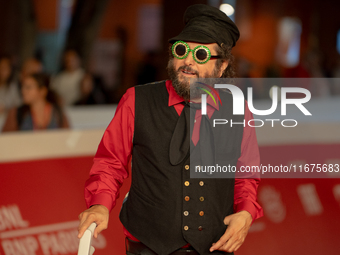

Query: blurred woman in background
[[2, 73, 69, 132], [0, 56, 21, 113]]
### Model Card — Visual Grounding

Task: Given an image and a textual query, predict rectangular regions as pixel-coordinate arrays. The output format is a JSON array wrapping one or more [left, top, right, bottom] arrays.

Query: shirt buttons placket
[[197, 179, 205, 230], [183, 162, 190, 233]]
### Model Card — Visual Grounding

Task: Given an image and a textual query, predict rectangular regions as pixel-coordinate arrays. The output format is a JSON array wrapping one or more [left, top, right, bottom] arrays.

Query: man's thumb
[[223, 215, 232, 225]]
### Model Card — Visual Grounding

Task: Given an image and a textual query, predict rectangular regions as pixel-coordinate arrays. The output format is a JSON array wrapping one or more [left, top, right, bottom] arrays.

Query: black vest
[[119, 81, 244, 255]]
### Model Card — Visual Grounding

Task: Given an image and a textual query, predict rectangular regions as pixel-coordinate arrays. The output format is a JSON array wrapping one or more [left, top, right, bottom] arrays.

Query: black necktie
[[169, 102, 215, 167], [169, 103, 191, 165]]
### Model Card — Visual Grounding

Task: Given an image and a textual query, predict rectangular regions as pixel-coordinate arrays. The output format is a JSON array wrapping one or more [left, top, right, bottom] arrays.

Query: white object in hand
[[78, 222, 97, 255]]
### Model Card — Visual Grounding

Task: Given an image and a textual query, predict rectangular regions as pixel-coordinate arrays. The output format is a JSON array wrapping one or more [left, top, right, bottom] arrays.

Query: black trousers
[[125, 238, 231, 255], [125, 238, 200, 255]]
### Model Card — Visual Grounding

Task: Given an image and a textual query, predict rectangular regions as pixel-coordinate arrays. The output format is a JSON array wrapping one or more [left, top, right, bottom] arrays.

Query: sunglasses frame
[[171, 41, 220, 64]]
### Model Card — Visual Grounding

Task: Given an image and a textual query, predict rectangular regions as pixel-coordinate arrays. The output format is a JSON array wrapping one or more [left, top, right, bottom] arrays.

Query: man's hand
[[78, 205, 109, 239], [209, 210, 252, 253]]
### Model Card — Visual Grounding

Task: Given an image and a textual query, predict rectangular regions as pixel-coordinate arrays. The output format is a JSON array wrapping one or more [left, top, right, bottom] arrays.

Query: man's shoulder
[[120, 80, 168, 106], [135, 80, 166, 90], [134, 80, 167, 96]]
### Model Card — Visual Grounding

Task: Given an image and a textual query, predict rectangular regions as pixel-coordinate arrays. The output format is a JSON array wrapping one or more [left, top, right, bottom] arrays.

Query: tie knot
[[190, 102, 201, 110]]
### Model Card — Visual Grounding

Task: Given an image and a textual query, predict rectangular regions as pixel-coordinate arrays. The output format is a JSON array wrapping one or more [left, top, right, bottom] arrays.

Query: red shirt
[[84, 80, 263, 242]]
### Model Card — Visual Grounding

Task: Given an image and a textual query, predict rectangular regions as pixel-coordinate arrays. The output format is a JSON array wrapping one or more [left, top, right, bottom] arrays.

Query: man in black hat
[[78, 4, 263, 255]]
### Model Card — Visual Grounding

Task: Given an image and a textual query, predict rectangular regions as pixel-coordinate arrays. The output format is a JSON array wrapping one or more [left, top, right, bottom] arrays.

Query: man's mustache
[[177, 66, 199, 76]]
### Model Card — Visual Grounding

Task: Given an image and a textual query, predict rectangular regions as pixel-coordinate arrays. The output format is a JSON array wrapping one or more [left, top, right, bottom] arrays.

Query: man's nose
[[183, 52, 195, 65]]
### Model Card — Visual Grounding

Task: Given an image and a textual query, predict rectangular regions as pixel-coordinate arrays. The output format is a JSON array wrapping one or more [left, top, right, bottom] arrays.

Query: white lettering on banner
[[0, 205, 29, 231], [1, 236, 38, 255], [39, 230, 77, 255], [333, 184, 340, 206], [1, 230, 107, 255], [258, 186, 286, 223], [0, 222, 79, 239], [248, 222, 266, 233], [39, 230, 106, 255], [0, 205, 107, 255], [297, 184, 323, 216]]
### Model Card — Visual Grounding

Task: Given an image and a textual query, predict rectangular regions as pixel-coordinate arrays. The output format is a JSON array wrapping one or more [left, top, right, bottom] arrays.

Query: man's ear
[[219, 60, 229, 77]]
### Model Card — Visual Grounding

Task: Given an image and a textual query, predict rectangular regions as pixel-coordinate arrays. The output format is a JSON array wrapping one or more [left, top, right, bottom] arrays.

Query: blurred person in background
[[0, 56, 21, 114], [2, 73, 69, 132], [302, 50, 330, 97], [75, 73, 108, 105], [136, 51, 160, 85], [332, 57, 340, 95], [20, 57, 43, 80], [51, 49, 85, 105]]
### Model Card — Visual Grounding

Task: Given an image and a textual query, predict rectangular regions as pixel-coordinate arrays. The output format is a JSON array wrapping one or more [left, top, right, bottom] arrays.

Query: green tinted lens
[[172, 41, 188, 59], [193, 46, 211, 64], [175, 44, 186, 57], [195, 49, 208, 61]]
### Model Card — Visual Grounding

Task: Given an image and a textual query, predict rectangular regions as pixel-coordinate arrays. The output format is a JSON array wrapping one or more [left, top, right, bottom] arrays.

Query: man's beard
[[167, 58, 222, 101]]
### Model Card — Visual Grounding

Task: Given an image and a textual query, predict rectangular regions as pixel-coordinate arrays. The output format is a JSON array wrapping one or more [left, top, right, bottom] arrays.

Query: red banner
[[1, 144, 340, 255], [0, 156, 130, 255]]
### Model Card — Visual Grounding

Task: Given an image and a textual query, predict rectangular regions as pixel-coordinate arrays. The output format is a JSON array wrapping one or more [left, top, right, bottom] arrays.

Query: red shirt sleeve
[[84, 87, 135, 212], [234, 102, 264, 222]]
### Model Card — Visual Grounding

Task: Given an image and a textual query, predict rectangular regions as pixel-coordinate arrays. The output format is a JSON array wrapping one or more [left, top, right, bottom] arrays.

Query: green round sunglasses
[[171, 41, 221, 64]]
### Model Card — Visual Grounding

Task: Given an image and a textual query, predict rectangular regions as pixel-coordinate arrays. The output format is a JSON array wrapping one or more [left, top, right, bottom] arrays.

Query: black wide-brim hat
[[169, 4, 240, 47]]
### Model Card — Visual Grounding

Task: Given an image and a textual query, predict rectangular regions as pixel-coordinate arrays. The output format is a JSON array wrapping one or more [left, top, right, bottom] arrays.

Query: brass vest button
[[199, 181, 204, 186], [184, 181, 190, 186], [185, 165, 189, 170], [199, 196, 204, 201], [184, 226, 189, 231], [183, 211, 189, 216], [199, 211, 204, 216], [185, 196, 190, 201], [198, 226, 203, 231]]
